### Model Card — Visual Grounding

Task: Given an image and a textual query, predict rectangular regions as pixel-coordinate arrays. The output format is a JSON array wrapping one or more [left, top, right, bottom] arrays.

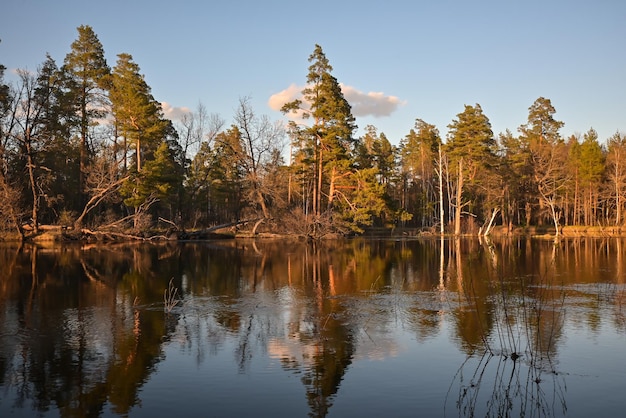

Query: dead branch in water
[[180, 218, 264, 239]]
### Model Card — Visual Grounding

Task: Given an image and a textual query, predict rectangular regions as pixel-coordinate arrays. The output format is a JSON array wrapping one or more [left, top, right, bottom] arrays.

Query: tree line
[[1, 26, 624, 240]]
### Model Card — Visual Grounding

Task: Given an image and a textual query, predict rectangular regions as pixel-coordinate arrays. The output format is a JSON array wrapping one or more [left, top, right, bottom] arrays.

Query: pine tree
[[446, 104, 497, 181], [607, 132, 626, 225], [186, 142, 216, 225], [519, 97, 564, 146], [36, 55, 81, 218], [577, 128, 605, 224], [209, 127, 246, 221], [399, 119, 441, 227], [282, 44, 357, 218], [446, 104, 497, 234], [110, 53, 168, 172], [111, 53, 171, 228], [62, 25, 110, 203], [519, 97, 567, 234], [120, 140, 183, 228], [348, 125, 398, 230], [499, 129, 532, 228]]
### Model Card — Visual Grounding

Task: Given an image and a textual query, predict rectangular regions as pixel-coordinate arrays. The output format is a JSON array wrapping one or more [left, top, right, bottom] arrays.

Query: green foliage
[[577, 128, 605, 186], [63, 25, 110, 92], [345, 167, 388, 232], [121, 141, 183, 210], [3, 30, 626, 236], [110, 53, 169, 171], [398, 119, 441, 227], [0, 63, 10, 122], [185, 128, 245, 223], [606, 132, 626, 224], [282, 44, 357, 219], [62, 25, 111, 201], [519, 97, 564, 146], [36, 55, 82, 216], [4, 55, 83, 229], [400, 119, 440, 178], [445, 104, 501, 232], [446, 104, 497, 181]]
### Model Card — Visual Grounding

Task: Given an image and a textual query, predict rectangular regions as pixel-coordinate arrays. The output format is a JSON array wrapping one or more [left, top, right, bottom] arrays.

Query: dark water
[[0, 237, 624, 417]]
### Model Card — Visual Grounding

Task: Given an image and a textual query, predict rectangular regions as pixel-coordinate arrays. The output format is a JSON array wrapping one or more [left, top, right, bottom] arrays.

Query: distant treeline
[[1, 28, 624, 240]]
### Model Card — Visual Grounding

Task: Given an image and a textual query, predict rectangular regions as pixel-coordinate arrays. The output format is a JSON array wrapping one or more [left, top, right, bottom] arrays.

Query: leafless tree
[[234, 97, 286, 220], [176, 102, 224, 163], [74, 144, 129, 229]]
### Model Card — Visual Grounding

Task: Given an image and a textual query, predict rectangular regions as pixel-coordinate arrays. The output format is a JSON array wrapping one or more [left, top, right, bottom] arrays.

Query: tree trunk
[[136, 136, 141, 171], [26, 140, 39, 234], [256, 188, 269, 219], [438, 145, 445, 235], [574, 171, 579, 225], [551, 204, 560, 236], [317, 145, 323, 215], [80, 88, 87, 207], [454, 159, 463, 236], [483, 207, 500, 236], [74, 175, 130, 230], [616, 165, 621, 225], [327, 165, 336, 210]]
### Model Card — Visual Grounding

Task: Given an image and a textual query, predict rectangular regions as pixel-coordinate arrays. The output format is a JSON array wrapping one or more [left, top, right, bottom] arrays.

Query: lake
[[0, 237, 624, 417]]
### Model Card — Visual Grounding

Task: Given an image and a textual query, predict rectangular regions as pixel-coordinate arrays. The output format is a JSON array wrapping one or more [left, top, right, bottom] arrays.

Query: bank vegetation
[[2, 27, 625, 242]]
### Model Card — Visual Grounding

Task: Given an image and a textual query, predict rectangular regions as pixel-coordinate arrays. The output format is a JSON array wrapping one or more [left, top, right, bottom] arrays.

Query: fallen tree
[[179, 218, 265, 240]]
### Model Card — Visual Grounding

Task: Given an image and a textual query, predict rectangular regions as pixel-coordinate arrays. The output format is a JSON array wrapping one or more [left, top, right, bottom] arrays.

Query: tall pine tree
[[446, 104, 497, 234], [518, 97, 567, 234], [111, 53, 170, 228], [62, 25, 110, 204], [282, 44, 357, 218]]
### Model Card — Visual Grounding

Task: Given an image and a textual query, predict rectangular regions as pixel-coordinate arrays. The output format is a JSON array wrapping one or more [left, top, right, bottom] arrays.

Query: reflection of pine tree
[[302, 315, 354, 418]]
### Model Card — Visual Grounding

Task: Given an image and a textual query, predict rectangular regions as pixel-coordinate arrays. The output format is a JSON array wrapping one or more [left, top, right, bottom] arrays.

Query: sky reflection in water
[[0, 238, 625, 417]]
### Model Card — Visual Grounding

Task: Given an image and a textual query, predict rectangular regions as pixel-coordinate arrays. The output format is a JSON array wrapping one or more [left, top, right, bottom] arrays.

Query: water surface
[[0, 237, 624, 417]]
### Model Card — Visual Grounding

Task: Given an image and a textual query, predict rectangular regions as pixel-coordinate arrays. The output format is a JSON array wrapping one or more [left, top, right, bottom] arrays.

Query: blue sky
[[2, 0, 625, 146]]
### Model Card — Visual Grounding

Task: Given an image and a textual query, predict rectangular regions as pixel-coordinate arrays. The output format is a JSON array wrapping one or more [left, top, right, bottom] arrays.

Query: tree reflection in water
[[446, 236, 567, 417], [0, 243, 178, 417], [1, 238, 625, 417]]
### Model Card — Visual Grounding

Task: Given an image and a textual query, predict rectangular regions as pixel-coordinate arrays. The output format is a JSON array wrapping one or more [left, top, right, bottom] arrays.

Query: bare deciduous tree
[[176, 102, 224, 162], [234, 97, 285, 220], [74, 144, 129, 229]]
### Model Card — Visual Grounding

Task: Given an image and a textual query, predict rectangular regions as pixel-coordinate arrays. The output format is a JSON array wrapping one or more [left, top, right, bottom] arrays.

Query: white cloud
[[268, 84, 302, 111], [161, 102, 191, 120], [268, 84, 405, 119], [340, 84, 406, 118], [267, 84, 310, 120]]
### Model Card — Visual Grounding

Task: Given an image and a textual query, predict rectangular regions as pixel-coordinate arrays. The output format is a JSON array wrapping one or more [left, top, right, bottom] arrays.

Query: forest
[[1, 25, 625, 241]]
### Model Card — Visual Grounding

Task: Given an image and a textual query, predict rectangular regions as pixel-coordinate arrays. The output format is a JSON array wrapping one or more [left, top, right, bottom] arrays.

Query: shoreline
[[4, 224, 626, 244]]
